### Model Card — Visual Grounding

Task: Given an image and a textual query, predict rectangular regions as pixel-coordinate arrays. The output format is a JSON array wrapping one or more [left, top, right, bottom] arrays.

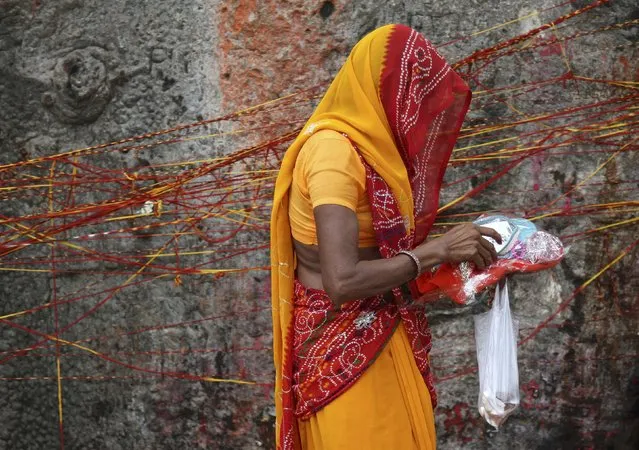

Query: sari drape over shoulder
[[270, 24, 472, 450]]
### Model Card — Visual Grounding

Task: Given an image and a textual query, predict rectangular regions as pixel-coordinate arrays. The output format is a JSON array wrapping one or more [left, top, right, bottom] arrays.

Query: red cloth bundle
[[416, 215, 565, 305]]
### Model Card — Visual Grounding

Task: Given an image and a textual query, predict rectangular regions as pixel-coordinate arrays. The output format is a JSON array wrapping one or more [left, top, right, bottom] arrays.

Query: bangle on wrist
[[397, 250, 422, 278]]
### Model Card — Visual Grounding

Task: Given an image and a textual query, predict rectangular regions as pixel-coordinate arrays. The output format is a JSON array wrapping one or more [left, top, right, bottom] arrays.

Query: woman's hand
[[428, 223, 502, 270]]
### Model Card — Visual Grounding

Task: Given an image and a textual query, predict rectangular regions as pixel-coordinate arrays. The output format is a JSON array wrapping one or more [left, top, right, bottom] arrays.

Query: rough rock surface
[[1, 0, 637, 449]]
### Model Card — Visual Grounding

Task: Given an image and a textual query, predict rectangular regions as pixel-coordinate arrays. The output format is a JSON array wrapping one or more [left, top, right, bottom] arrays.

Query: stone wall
[[0, 0, 637, 449]]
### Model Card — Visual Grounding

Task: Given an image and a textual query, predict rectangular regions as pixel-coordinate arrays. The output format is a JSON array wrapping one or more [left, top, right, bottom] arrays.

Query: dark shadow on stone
[[320, 1, 335, 19]]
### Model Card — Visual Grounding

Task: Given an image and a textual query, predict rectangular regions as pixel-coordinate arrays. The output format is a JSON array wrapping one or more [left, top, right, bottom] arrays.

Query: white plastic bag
[[473, 280, 520, 428]]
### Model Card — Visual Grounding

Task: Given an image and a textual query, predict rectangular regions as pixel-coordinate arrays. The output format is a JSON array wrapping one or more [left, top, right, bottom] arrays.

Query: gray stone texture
[[1, 0, 637, 449]]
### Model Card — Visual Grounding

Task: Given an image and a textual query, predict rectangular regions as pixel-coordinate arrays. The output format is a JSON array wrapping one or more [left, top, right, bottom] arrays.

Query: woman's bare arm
[[315, 204, 501, 306]]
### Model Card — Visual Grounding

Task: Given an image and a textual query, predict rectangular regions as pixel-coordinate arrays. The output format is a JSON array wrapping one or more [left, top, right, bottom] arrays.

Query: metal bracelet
[[397, 250, 422, 278]]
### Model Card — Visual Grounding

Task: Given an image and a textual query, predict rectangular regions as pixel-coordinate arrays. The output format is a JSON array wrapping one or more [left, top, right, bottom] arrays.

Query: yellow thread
[[453, 136, 520, 153], [0, 274, 172, 321], [539, 137, 638, 212], [581, 244, 634, 290], [470, 10, 540, 37], [578, 216, 639, 235], [56, 357, 63, 428], [29, 333, 255, 385], [0, 183, 52, 192], [0, 267, 53, 273], [201, 376, 255, 385], [48, 160, 65, 435], [551, 23, 574, 74]]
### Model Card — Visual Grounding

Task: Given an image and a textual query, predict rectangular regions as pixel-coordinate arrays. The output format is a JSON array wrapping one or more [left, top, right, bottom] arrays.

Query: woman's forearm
[[327, 240, 445, 306], [315, 205, 501, 306]]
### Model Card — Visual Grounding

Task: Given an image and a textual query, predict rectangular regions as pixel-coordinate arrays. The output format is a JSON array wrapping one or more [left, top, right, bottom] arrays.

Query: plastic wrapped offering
[[474, 280, 520, 428], [416, 214, 564, 304]]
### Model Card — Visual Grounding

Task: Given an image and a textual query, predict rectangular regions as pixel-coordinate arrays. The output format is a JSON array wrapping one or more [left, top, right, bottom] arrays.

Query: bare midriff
[[293, 239, 381, 291]]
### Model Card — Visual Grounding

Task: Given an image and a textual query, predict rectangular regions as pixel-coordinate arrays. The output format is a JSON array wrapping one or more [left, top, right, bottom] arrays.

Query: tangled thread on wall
[[0, 0, 637, 448]]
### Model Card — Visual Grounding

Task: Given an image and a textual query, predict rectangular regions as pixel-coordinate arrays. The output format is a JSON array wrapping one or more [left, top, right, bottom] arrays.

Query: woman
[[271, 24, 501, 449]]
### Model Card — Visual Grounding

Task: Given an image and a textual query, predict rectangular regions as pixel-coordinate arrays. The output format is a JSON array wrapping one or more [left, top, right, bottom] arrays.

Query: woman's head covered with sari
[[270, 24, 471, 448]]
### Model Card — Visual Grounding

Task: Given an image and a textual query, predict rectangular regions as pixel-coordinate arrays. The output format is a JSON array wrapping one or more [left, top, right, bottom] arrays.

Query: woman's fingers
[[479, 236, 498, 261], [476, 225, 502, 244], [471, 252, 486, 270], [476, 244, 493, 268]]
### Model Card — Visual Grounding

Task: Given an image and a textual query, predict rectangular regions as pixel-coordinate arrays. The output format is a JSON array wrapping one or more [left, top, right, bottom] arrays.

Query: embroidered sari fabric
[[292, 279, 400, 418], [296, 299, 437, 450], [270, 24, 471, 449]]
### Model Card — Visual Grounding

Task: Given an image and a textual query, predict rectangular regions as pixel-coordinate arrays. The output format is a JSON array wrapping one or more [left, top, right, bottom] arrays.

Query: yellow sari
[[271, 24, 471, 450], [297, 321, 436, 450]]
